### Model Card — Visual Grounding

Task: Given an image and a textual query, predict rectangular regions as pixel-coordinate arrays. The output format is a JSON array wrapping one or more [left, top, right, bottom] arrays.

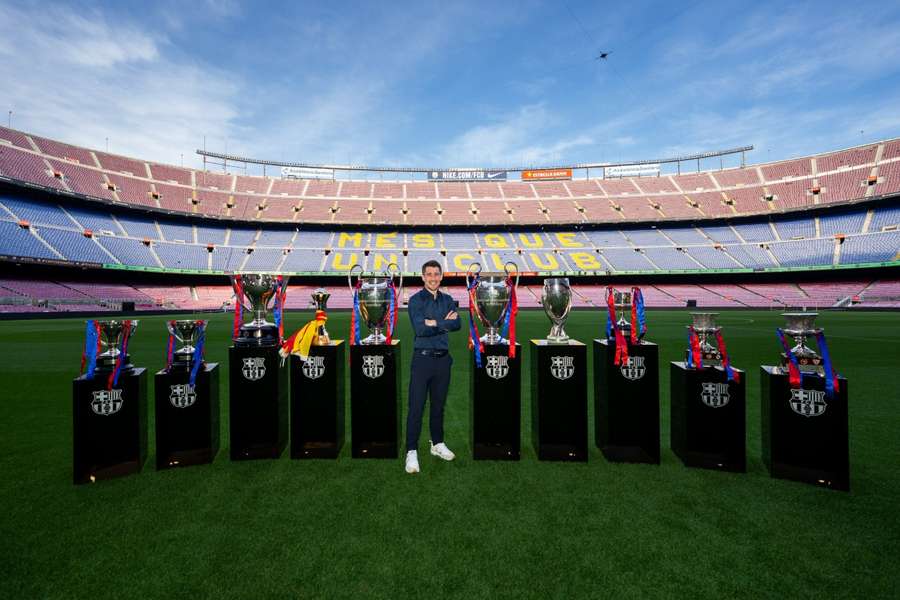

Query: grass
[[0, 308, 898, 599]]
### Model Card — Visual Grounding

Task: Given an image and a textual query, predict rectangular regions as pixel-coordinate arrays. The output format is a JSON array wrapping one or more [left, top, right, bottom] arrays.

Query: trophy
[[542, 277, 572, 343], [349, 264, 403, 344], [780, 312, 825, 374], [94, 319, 140, 370], [686, 313, 722, 366], [310, 288, 331, 345], [612, 289, 633, 338], [231, 273, 288, 347], [467, 261, 519, 344], [166, 320, 206, 369]]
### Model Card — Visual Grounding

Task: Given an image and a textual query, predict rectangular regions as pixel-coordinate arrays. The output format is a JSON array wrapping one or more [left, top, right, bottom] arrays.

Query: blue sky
[[2, 0, 900, 173]]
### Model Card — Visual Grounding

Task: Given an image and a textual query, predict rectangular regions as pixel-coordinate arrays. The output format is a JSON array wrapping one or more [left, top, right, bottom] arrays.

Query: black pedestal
[[594, 339, 660, 464], [530, 340, 587, 461], [229, 346, 288, 460], [72, 368, 147, 484], [154, 363, 220, 469], [670, 362, 745, 472], [470, 343, 521, 460], [760, 366, 849, 491], [290, 342, 346, 458], [350, 341, 400, 458]]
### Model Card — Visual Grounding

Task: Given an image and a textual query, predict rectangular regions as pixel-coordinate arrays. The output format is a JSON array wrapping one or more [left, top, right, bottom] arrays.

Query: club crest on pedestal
[[485, 355, 509, 380], [302, 356, 326, 380], [620, 356, 646, 381], [242, 357, 266, 381], [550, 355, 574, 380], [362, 355, 385, 379], [169, 384, 197, 408], [91, 389, 123, 415], [790, 388, 827, 417], [700, 382, 730, 408]]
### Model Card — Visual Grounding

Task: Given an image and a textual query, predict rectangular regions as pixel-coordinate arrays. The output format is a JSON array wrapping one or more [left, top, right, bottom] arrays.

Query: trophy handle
[[466, 262, 482, 289], [348, 263, 363, 292], [386, 262, 403, 301], [230, 275, 249, 312], [504, 261, 520, 290]]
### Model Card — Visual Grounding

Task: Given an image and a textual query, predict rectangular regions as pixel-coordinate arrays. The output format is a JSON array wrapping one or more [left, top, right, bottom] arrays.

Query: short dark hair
[[421, 260, 442, 274]]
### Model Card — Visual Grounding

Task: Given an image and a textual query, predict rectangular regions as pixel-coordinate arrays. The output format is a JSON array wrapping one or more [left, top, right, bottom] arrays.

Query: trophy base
[[351, 341, 401, 458], [290, 342, 346, 459], [761, 365, 849, 491], [229, 346, 288, 460], [545, 336, 570, 345], [594, 338, 660, 465], [154, 363, 220, 470], [471, 343, 521, 460], [360, 333, 387, 345], [670, 362, 745, 472], [72, 367, 147, 484], [479, 335, 507, 345], [234, 323, 280, 348], [530, 339, 587, 461]]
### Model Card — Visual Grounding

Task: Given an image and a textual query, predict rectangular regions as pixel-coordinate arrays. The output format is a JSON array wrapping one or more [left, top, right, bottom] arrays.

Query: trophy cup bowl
[[167, 320, 205, 366], [687, 312, 721, 365], [475, 275, 511, 344], [613, 289, 633, 335], [689, 312, 719, 333], [97, 319, 140, 369], [232, 273, 284, 347], [781, 312, 822, 373], [311, 287, 331, 345], [542, 277, 572, 343], [350, 264, 402, 344]]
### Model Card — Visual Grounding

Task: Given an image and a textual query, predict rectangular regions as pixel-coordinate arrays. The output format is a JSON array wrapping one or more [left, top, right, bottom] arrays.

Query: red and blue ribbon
[[107, 320, 133, 390], [350, 278, 362, 347], [273, 275, 287, 344], [815, 330, 840, 397], [386, 280, 397, 345], [81, 320, 101, 379], [605, 287, 629, 366], [686, 326, 702, 369], [498, 275, 518, 359], [165, 320, 177, 371], [467, 273, 484, 367], [776, 328, 802, 388], [715, 330, 739, 383], [631, 287, 646, 344], [189, 322, 206, 386], [232, 275, 244, 338]]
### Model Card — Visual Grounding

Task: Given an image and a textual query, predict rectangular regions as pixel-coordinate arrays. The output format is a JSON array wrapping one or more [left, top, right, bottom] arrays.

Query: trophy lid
[[689, 312, 719, 331], [782, 312, 820, 335]]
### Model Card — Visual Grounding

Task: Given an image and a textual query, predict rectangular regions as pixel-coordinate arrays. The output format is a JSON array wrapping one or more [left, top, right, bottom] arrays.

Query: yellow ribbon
[[279, 311, 327, 361]]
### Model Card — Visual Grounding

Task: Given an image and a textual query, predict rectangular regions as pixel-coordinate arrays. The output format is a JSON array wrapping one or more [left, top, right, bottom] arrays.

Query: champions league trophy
[[762, 311, 849, 490], [73, 319, 146, 484], [671, 312, 745, 472], [348, 264, 403, 458], [229, 273, 289, 460], [311, 288, 331, 345], [231, 273, 288, 347], [542, 278, 572, 343], [348, 264, 402, 345], [467, 261, 519, 344], [156, 319, 220, 469]]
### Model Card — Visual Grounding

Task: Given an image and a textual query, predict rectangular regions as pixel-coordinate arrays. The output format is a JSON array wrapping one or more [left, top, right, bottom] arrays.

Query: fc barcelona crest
[[550, 355, 574, 380], [620, 356, 646, 381], [789, 388, 827, 417], [91, 389, 123, 416], [700, 382, 730, 408], [302, 356, 326, 380], [362, 355, 385, 379], [242, 357, 266, 381], [486, 355, 509, 380], [169, 384, 197, 408]]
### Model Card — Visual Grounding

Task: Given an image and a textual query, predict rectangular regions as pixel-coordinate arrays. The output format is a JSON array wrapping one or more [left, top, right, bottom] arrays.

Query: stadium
[[2, 2, 899, 599]]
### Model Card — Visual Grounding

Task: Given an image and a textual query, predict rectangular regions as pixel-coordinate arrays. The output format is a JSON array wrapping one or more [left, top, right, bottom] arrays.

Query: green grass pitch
[[0, 308, 898, 599]]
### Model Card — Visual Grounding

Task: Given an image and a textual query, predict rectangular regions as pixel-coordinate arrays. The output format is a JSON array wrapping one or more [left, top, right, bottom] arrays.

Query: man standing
[[405, 260, 460, 474]]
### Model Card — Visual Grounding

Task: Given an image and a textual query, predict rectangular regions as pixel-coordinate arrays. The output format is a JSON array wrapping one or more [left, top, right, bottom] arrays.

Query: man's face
[[422, 266, 442, 292]]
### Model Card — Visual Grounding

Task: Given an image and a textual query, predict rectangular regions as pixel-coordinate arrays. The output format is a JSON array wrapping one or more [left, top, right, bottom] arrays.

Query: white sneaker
[[405, 450, 420, 474], [430, 442, 456, 461]]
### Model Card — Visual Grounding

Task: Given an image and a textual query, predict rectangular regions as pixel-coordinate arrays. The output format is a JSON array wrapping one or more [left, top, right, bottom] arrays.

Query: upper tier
[[1, 125, 899, 226]]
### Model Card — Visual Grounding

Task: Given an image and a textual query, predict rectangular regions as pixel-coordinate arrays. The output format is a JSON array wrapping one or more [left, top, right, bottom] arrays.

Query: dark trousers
[[406, 353, 452, 451]]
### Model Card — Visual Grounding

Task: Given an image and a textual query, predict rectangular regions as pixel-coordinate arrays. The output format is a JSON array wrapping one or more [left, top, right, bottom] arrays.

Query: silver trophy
[[781, 312, 824, 374], [310, 288, 331, 345], [167, 320, 206, 368], [231, 273, 287, 347], [349, 263, 403, 344], [542, 277, 572, 343], [96, 319, 140, 369], [467, 261, 519, 344], [686, 312, 722, 366], [613, 289, 633, 338]]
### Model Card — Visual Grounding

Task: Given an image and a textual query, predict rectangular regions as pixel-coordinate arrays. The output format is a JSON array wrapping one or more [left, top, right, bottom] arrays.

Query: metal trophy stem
[[349, 263, 403, 344], [542, 277, 572, 343], [311, 288, 331, 345], [781, 312, 824, 374], [167, 320, 205, 368], [467, 261, 518, 344]]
